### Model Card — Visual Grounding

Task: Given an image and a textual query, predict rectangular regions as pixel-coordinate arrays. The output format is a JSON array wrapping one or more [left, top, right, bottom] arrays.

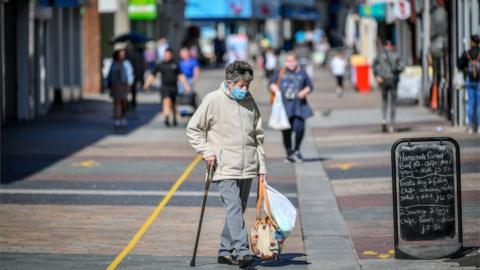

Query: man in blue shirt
[[179, 47, 200, 93]]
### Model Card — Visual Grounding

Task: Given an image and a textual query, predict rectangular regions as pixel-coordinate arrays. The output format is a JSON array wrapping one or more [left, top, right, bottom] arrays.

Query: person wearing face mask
[[186, 61, 266, 269], [269, 52, 313, 163]]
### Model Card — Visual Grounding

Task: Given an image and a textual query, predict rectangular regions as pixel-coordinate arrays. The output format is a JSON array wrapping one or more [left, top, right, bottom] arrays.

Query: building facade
[[0, 0, 83, 124]]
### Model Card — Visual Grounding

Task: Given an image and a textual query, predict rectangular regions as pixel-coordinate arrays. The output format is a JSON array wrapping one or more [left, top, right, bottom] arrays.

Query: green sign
[[359, 3, 385, 21], [128, 0, 157, 20]]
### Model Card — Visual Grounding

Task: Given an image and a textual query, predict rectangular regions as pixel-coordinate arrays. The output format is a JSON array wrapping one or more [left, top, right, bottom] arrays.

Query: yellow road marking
[[106, 155, 202, 270], [331, 162, 356, 171], [387, 249, 395, 255], [363, 250, 378, 256], [377, 254, 390, 259], [71, 160, 100, 168]]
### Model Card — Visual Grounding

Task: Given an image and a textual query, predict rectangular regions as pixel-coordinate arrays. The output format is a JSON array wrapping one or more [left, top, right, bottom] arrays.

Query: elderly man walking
[[186, 61, 267, 269]]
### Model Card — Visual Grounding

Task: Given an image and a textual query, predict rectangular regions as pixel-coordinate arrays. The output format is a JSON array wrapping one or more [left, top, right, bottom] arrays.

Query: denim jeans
[[466, 80, 480, 127]]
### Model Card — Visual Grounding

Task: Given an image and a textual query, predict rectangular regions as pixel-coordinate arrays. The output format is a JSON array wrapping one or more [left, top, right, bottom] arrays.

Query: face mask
[[231, 87, 247, 101]]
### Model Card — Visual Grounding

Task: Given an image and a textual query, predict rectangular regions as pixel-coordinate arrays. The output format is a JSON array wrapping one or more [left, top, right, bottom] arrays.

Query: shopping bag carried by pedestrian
[[264, 184, 297, 238], [250, 181, 285, 260], [268, 93, 290, 130]]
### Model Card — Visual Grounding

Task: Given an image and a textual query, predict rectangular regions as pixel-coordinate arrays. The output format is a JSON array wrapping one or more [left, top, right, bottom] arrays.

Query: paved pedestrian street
[[1, 68, 479, 269]]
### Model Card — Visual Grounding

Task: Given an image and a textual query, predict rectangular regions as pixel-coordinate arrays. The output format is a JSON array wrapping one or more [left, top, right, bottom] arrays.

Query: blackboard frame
[[391, 137, 463, 259]]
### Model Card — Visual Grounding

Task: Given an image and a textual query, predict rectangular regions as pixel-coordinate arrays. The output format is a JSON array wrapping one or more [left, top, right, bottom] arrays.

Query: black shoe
[[238, 255, 254, 269], [217, 255, 238, 265], [164, 119, 170, 127]]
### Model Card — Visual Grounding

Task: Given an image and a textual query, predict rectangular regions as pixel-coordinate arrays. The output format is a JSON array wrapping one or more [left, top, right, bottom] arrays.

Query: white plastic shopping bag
[[263, 183, 297, 238], [268, 93, 290, 130]]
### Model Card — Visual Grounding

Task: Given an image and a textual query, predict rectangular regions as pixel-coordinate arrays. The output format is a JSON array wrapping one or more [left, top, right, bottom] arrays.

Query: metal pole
[[421, 0, 430, 106], [452, 0, 459, 126]]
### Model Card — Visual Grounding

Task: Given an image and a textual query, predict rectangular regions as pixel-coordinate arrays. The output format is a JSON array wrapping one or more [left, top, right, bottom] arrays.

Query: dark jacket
[[373, 48, 404, 86], [458, 46, 480, 81]]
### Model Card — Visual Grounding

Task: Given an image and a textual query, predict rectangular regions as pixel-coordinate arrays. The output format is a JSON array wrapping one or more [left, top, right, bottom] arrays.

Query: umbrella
[[110, 32, 150, 44]]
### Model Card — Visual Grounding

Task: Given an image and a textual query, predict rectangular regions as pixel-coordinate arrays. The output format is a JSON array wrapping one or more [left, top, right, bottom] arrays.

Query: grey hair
[[225, 61, 254, 83]]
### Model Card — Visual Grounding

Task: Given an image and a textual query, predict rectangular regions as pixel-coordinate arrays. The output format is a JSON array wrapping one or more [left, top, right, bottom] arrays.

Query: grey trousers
[[215, 179, 253, 257], [381, 86, 397, 125]]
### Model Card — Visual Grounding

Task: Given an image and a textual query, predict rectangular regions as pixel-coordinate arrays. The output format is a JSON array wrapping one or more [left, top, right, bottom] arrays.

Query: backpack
[[466, 51, 480, 81]]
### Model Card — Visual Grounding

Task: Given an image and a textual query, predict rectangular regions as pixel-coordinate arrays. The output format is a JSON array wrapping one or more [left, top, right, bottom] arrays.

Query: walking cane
[[190, 165, 214, 267]]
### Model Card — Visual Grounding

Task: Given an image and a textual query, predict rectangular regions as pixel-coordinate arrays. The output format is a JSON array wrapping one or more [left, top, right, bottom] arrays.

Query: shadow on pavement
[[446, 246, 480, 267], [303, 157, 330, 162], [1, 98, 160, 184], [252, 253, 309, 268]]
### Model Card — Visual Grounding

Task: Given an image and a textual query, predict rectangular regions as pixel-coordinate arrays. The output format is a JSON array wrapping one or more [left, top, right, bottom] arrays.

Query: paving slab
[[296, 129, 361, 270]]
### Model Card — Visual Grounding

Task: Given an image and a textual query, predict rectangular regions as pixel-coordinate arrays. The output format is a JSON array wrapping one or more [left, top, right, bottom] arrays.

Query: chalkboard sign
[[392, 137, 462, 259]]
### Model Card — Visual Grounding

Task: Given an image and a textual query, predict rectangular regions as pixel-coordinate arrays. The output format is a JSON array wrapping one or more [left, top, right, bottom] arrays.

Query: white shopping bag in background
[[268, 94, 291, 130], [264, 183, 297, 238]]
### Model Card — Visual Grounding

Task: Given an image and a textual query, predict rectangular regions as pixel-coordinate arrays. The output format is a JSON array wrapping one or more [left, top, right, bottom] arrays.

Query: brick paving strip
[[0, 69, 307, 269], [106, 155, 201, 270]]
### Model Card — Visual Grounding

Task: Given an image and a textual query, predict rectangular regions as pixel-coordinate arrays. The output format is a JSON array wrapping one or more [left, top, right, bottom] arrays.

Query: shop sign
[[394, 0, 411, 20], [359, 3, 386, 21], [128, 0, 157, 21]]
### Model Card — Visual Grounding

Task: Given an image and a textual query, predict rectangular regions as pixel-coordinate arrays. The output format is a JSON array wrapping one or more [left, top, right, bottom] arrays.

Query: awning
[[37, 0, 89, 8], [282, 4, 320, 21]]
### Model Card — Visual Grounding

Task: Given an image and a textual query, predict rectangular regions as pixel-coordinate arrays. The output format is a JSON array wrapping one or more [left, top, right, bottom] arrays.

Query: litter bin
[[355, 64, 370, 93]]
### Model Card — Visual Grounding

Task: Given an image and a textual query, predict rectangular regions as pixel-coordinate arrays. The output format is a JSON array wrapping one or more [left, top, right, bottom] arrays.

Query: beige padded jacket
[[186, 82, 267, 181]]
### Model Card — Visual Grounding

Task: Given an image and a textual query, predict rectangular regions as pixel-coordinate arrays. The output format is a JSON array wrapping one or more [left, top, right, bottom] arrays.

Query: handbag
[[250, 181, 285, 260]]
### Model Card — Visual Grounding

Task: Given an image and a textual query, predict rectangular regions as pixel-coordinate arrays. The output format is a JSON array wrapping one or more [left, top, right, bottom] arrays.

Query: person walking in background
[[143, 48, 190, 127], [269, 52, 314, 163], [156, 38, 170, 64], [214, 36, 226, 67], [248, 39, 260, 65], [458, 34, 480, 134], [373, 40, 404, 133], [329, 50, 348, 97], [296, 41, 314, 79], [107, 44, 134, 128], [126, 44, 147, 110], [186, 61, 266, 269], [179, 47, 200, 93], [144, 41, 157, 71], [263, 47, 278, 81], [317, 37, 330, 67]]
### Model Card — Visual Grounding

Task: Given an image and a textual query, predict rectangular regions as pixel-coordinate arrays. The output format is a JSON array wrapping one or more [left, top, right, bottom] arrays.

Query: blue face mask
[[231, 87, 247, 101]]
